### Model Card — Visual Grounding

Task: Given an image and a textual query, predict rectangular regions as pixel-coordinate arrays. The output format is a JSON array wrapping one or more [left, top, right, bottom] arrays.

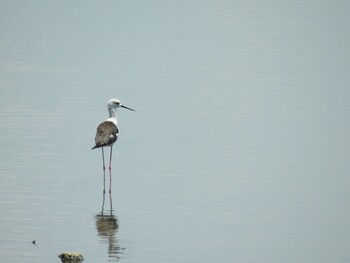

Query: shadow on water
[[95, 167, 124, 261]]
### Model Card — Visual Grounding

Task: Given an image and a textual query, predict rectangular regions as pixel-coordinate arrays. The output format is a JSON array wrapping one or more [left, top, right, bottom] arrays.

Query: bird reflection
[[96, 179, 124, 261], [95, 212, 123, 261]]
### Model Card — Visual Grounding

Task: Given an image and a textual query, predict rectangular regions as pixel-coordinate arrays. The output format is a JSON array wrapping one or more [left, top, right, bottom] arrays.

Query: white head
[[107, 98, 122, 110], [107, 98, 135, 113]]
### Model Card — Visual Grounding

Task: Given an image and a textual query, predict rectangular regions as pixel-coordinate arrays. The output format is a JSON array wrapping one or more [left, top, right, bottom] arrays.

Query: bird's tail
[[91, 145, 99, 150]]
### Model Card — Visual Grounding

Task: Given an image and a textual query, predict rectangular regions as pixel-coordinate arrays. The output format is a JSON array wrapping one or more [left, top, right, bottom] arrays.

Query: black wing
[[92, 121, 118, 149]]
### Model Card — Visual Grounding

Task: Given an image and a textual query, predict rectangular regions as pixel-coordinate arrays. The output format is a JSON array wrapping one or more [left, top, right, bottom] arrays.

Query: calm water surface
[[1, 1, 350, 262]]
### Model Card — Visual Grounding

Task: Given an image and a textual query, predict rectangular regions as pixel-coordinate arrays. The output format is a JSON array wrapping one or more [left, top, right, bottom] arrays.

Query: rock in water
[[58, 252, 84, 262]]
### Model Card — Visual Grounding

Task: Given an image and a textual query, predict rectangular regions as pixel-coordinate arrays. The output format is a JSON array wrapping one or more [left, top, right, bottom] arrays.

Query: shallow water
[[1, 1, 350, 262]]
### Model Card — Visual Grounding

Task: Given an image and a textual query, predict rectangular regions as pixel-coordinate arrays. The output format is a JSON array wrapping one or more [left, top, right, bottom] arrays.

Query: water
[[1, 1, 350, 262]]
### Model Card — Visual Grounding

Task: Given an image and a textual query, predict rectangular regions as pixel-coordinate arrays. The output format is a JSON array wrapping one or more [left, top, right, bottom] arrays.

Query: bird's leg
[[101, 186, 105, 214], [109, 145, 113, 170], [102, 148, 106, 195], [109, 170, 112, 194], [102, 147, 106, 171], [102, 167, 106, 195], [109, 145, 113, 194], [109, 189, 113, 213]]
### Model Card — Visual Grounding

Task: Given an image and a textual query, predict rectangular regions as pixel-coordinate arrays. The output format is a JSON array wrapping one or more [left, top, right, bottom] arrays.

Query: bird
[[32, 239, 37, 246], [92, 98, 134, 172]]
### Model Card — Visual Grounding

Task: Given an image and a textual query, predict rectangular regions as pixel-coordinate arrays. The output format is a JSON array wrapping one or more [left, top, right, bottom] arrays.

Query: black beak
[[121, 105, 135, 111]]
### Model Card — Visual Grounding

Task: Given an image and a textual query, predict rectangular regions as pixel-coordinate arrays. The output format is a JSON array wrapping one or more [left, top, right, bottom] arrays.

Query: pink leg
[[109, 145, 113, 170], [102, 148, 106, 194], [109, 188, 113, 212], [101, 185, 106, 214], [109, 146, 113, 194], [102, 147, 106, 171]]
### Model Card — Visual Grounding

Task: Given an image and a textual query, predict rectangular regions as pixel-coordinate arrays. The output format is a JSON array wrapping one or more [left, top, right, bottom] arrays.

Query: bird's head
[[107, 98, 135, 111]]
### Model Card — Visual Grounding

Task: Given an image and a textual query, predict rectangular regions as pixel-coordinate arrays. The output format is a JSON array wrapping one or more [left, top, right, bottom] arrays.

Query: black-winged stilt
[[92, 98, 134, 193]]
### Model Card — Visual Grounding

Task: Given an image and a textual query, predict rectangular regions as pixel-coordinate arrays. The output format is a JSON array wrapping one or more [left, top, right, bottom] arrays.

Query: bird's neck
[[108, 108, 118, 125], [108, 108, 117, 118]]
